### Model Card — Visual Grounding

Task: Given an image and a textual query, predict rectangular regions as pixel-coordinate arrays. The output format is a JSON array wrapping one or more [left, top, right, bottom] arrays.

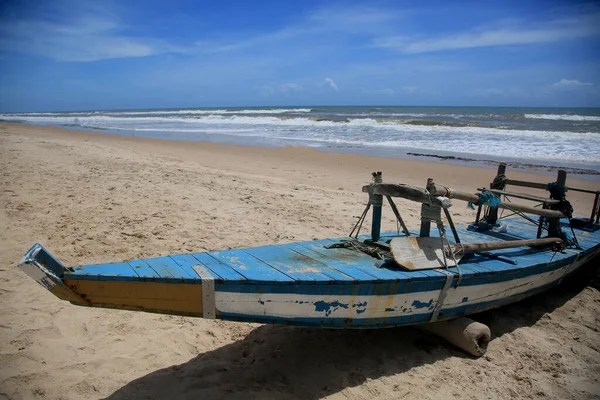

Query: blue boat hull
[[17, 218, 600, 328]]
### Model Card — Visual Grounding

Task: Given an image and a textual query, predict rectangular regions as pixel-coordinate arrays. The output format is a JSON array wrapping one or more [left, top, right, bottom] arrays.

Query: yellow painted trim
[[63, 279, 204, 316]]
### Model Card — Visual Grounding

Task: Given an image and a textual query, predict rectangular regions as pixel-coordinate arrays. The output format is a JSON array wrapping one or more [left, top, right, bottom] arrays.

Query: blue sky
[[0, 0, 599, 111]]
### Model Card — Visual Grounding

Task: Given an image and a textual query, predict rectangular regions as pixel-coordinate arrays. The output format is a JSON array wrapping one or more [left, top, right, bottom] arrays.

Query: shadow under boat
[[105, 261, 598, 400]]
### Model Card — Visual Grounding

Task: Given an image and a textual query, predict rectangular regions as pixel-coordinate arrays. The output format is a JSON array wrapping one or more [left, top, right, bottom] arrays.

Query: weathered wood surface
[[476, 188, 561, 205], [390, 237, 459, 270], [362, 183, 449, 208], [364, 183, 565, 218], [505, 179, 550, 191], [389, 237, 563, 270], [568, 186, 600, 195], [458, 237, 563, 254], [419, 317, 491, 357]]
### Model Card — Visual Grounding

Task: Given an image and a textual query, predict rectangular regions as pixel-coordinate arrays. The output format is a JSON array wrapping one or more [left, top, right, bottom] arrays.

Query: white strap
[[192, 265, 216, 319], [430, 269, 455, 322]]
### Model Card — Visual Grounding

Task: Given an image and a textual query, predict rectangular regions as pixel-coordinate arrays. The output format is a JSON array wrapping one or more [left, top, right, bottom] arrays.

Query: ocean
[[2, 106, 600, 175]]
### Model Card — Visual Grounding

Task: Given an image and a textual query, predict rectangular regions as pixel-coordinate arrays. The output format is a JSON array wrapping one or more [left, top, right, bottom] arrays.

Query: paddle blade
[[390, 237, 460, 270]]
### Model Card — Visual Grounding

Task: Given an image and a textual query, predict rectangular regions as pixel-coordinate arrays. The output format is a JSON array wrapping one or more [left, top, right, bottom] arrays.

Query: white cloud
[[324, 77, 339, 92], [191, 5, 399, 55], [374, 13, 600, 53], [552, 79, 593, 88], [401, 86, 417, 93], [0, 10, 184, 61]]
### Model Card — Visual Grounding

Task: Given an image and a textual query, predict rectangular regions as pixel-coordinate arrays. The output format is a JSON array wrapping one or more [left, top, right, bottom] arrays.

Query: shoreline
[[2, 121, 599, 399], [2, 122, 598, 216], [5, 121, 600, 181]]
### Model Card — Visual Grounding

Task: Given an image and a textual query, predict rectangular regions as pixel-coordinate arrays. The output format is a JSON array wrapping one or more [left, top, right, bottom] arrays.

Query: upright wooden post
[[548, 170, 567, 237], [370, 172, 383, 242], [420, 178, 434, 237], [486, 163, 507, 225], [590, 192, 599, 223]]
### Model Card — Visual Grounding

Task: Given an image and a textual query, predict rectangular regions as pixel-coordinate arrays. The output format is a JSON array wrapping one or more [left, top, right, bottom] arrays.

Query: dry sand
[[0, 122, 599, 399]]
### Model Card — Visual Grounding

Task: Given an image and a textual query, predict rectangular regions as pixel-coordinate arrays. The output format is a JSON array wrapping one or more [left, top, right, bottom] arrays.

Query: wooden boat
[[18, 165, 600, 329]]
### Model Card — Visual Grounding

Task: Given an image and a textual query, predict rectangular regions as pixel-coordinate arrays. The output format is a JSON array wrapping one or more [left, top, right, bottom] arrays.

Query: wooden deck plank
[[301, 239, 423, 281], [71, 261, 140, 280], [288, 242, 377, 281], [191, 252, 248, 281], [170, 254, 221, 280], [457, 227, 537, 273], [209, 249, 295, 282], [128, 259, 160, 279], [144, 256, 196, 281], [355, 232, 445, 278], [244, 244, 357, 282], [451, 230, 503, 273]]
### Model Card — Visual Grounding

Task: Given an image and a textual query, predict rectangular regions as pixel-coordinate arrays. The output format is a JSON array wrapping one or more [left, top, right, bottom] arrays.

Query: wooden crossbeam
[[476, 188, 561, 205], [363, 183, 565, 219]]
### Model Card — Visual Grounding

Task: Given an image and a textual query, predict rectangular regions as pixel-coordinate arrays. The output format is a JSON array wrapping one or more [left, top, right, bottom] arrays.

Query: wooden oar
[[455, 237, 562, 254], [390, 236, 562, 271]]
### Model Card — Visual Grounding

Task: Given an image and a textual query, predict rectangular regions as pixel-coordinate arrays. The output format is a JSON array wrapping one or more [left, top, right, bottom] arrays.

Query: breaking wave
[[524, 113, 600, 122], [2, 107, 599, 166]]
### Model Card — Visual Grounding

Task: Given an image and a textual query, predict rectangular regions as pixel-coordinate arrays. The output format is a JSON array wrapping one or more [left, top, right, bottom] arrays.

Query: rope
[[547, 182, 573, 219], [332, 238, 392, 260], [478, 190, 501, 207], [436, 220, 462, 286], [349, 203, 370, 238], [491, 174, 507, 190]]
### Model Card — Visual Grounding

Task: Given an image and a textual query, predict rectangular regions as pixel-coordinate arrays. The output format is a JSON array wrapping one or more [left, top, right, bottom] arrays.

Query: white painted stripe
[[216, 289, 439, 319], [440, 249, 590, 311], [214, 248, 598, 321], [192, 265, 216, 319]]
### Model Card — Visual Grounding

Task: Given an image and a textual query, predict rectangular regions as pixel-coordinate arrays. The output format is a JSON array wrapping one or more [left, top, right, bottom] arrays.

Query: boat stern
[[18, 244, 88, 305]]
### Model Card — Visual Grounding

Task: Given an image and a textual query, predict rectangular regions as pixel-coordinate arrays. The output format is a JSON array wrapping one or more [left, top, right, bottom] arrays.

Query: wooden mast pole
[[548, 170, 567, 237], [370, 172, 383, 242], [420, 178, 434, 238], [486, 163, 507, 225]]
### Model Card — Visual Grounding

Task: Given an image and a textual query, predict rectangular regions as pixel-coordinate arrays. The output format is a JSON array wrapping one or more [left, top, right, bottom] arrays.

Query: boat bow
[[18, 243, 89, 305]]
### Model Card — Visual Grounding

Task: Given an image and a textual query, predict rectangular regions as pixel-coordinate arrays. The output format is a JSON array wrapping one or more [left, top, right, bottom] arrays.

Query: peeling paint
[[411, 299, 434, 309], [313, 300, 349, 316]]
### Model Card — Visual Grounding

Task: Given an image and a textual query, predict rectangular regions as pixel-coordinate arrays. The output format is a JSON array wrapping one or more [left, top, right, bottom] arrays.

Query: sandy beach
[[1, 122, 599, 399]]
